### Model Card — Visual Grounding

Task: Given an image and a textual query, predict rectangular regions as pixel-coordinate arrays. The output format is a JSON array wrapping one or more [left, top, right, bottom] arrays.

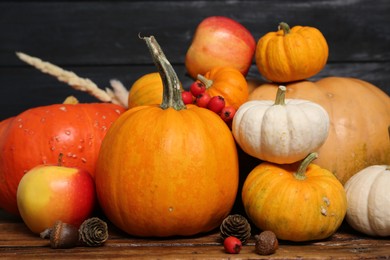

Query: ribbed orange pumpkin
[[95, 36, 239, 237], [255, 22, 328, 83], [242, 153, 347, 242], [248, 77, 390, 184], [0, 100, 125, 215], [197, 66, 248, 110], [128, 72, 163, 108]]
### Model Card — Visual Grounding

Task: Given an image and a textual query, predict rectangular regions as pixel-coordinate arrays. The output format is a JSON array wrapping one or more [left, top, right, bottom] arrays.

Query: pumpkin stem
[[57, 153, 64, 166], [140, 35, 185, 110], [278, 22, 291, 35], [197, 74, 213, 89], [294, 152, 318, 180], [274, 85, 286, 106]]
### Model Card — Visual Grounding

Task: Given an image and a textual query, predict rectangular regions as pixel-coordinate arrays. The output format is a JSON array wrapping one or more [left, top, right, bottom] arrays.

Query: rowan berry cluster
[[181, 81, 236, 125]]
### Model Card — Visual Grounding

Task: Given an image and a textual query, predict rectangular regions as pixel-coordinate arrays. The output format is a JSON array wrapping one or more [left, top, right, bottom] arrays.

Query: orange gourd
[[128, 72, 163, 108], [95, 36, 239, 237], [196, 66, 248, 110], [0, 99, 125, 215], [242, 153, 347, 242], [248, 77, 390, 184], [255, 22, 328, 83]]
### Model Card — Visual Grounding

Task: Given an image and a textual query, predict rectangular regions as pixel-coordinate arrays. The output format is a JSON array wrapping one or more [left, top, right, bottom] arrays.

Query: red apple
[[16, 164, 96, 234], [185, 16, 256, 79]]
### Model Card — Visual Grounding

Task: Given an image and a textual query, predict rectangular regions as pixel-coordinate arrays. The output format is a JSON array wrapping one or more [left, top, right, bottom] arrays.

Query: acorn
[[40, 220, 79, 249], [255, 230, 279, 255]]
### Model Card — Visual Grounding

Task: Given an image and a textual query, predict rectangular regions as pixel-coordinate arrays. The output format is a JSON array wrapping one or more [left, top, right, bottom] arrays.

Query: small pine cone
[[79, 217, 109, 247], [220, 214, 251, 244]]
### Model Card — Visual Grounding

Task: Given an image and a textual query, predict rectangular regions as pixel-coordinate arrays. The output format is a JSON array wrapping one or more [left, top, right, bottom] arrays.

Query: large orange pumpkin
[[0, 100, 125, 215], [95, 36, 239, 237], [255, 22, 328, 83], [248, 77, 390, 184]]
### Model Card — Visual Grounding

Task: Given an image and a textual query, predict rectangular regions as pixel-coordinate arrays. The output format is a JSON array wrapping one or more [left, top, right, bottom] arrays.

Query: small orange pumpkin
[[248, 77, 390, 184], [95, 36, 239, 237], [127, 72, 163, 108], [242, 153, 347, 242], [255, 22, 328, 83], [196, 66, 248, 110]]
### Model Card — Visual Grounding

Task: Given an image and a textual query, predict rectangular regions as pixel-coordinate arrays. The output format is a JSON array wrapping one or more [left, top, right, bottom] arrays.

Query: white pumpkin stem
[[294, 152, 318, 180], [274, 85, 287, 105], [197, 74, 213, 89]]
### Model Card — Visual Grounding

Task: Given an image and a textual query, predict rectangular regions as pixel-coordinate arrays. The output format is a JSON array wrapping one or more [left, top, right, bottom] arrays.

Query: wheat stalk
[[16, 52, 129, 107]]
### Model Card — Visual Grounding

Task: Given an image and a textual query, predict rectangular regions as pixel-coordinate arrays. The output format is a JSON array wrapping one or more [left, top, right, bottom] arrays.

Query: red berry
[[223, 236, 242, 254], [207, 95, 225, 114], [220, 106, 236, 122], [195, 92, 211, 108], [190, 81, 206, 97], [181, 91, 194, 105]]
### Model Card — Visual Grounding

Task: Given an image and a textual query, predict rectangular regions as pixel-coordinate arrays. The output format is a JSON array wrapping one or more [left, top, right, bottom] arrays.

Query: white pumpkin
[[232, 85, 329, 164], [344, 165, 390, 236]]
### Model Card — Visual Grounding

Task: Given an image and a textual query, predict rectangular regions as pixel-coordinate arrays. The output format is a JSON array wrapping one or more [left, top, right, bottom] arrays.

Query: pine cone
[[220, 214, 251, 244], [79, 217, 109, 247]]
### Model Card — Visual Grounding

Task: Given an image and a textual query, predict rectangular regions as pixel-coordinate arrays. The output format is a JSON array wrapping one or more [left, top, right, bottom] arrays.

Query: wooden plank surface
[[1, 210, 390, 259]]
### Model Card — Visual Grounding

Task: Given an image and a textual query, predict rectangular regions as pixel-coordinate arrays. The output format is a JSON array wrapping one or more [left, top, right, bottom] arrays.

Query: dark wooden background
[[1, 0, 389, 120]]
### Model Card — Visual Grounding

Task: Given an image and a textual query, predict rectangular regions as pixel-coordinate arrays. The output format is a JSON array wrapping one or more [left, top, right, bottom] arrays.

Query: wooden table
[[1, 210, 389, 259]]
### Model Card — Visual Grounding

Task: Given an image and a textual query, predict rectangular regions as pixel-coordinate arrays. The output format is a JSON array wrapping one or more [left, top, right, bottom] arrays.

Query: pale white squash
[[344, 165, 390, 236], [232, 85, 329, 164]]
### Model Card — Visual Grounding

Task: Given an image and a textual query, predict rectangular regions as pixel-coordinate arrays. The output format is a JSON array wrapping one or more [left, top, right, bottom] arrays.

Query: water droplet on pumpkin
[[168, 207, 174, 212], [81, 158, 87, 163], [18, 124, 23, 128], [66, 152, 77, 159], [320, 206, 328, 216], [59, 106, 67, 112], [115, 109, 121, 114], [40, 117, 46, 123], [65, 130, 71, 135], [323, 197, 330, 206], [50, 146, 56, 151], [102, 115, 106, 120]]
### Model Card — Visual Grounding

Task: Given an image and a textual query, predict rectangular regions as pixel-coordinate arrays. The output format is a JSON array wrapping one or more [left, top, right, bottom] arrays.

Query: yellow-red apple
[[185, 16, 256, 79], [16, 164, 96, 234]]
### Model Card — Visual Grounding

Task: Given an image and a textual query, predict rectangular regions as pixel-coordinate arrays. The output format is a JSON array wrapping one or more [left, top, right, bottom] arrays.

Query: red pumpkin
[[0, 101, 125, 215]]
